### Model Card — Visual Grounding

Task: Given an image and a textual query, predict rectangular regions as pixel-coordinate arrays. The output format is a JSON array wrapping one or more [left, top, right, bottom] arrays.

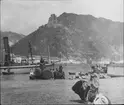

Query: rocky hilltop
[[11, 12, 123, 61]]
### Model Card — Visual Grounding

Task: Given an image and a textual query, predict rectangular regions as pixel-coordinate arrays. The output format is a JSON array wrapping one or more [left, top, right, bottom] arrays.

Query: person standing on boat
[[59, 65, 63, 72], [40, 56, 45, 71]]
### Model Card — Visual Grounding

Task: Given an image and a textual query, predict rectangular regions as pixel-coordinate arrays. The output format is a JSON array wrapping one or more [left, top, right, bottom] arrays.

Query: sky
[[1, 0, 123, 35]]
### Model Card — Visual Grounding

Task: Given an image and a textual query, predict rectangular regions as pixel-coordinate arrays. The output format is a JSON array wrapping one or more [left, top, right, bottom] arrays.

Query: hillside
[[11, 12, 123, 61]]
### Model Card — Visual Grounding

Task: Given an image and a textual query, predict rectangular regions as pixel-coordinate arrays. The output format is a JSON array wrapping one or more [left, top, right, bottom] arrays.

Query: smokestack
[[3, 37, 11, 66]]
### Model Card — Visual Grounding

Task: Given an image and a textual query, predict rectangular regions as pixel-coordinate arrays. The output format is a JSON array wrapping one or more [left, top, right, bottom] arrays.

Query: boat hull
[[2, 72, 14, 75], [29, 70, 54, 80]]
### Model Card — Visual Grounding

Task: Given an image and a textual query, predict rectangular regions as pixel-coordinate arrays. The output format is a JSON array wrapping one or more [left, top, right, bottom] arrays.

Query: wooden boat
[[54, 70, 65, 79], [29, 69, 54, 80], [28, 44, 65, 80], [29, 63, 65, 80], [2, 71, 14, 75], [0, 65, 37, 74]]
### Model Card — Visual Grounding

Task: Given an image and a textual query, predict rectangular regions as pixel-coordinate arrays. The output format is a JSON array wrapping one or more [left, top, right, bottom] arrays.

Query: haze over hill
[[11, 12, 123, 61]]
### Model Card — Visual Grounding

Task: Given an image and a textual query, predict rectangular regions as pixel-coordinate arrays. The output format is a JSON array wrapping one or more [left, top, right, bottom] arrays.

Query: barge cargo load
[[107, 63, 124, 77]]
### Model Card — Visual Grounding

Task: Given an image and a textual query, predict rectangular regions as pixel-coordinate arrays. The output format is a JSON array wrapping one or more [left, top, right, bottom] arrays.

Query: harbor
[[1, 0, 123, 104], [0, 35, 124, 104]]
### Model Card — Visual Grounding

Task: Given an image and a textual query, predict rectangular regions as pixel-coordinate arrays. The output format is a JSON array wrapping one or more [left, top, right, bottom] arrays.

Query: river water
[[1, 65, 124, 104], [0, 74, 29, 81]]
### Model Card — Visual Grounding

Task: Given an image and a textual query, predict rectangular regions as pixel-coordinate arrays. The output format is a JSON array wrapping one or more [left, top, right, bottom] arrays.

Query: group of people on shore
[[91, 64, 108, 73], [72, 65, 111, 104], [72, 71, 99, 101]]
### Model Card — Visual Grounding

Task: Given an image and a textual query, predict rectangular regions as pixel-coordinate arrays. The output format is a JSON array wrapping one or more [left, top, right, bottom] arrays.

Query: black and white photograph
[[0, 0, 124, 104]]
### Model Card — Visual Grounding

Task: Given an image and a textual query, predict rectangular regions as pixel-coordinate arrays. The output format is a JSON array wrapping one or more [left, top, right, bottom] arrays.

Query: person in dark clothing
[[40, 56, 45, 64], [72, 72, 99, 102], [54, 65, 65, 79], [59, 65, 63, 72], [40, 56, 45, 71], [72, 80, 90, 101]]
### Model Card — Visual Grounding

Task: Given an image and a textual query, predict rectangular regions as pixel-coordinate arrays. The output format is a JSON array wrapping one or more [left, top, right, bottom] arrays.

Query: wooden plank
[[0, 65, 38, 69], [0, 64, 54, 69]]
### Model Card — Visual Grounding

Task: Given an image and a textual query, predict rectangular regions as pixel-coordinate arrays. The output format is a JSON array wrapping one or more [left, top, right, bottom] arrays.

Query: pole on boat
[[0, 34, 3, 66], [59, 52, 62, 63], [28, 41, 33, 64], [47, 45, 50, 63]]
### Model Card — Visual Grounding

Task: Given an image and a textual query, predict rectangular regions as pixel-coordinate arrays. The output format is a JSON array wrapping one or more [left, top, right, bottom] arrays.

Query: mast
[[28, 41, 33, 64], [0, 33, 2, 65], [11, 48, 13, 64], [47, 45, 50, 63], [60, 52, 62, 62]]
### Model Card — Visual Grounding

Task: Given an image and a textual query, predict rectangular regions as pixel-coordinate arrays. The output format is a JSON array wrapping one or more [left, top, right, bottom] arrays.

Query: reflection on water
[[0, 75, 15, 81], [0, 74, 29, 81]]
